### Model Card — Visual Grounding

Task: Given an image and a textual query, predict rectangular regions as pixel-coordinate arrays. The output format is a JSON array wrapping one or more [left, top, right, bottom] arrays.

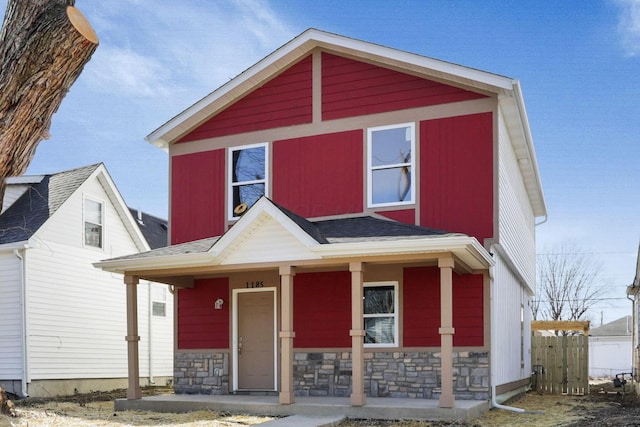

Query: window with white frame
[[229, 143, 268, 219], [152, 285, 167, 317], [364, 282, 398, 347], [84, 198, 103, 248], [367, 123, 415, 207]]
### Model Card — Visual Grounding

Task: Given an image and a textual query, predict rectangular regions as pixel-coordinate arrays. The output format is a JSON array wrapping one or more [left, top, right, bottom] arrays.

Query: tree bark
[[0, 0, 98, 211]]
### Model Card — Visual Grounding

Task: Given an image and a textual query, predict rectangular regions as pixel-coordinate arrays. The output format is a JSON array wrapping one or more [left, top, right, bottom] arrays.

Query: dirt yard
[[1, 382, 639, 426]]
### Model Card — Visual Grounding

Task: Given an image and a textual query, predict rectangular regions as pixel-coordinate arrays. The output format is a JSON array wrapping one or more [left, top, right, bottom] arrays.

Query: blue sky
[[2, 1, 639, 324]]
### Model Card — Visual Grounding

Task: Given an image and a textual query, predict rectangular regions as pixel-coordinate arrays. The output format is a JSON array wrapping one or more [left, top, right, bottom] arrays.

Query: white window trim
[[364, 281, 399, 348], [83, 196, 104, 250], [367, 122, 416, 208], [228, 142, 269, 220]]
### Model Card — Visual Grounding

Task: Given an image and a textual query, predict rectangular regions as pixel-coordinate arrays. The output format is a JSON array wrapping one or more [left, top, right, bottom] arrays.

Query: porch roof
[[94, 197, 494, 283]]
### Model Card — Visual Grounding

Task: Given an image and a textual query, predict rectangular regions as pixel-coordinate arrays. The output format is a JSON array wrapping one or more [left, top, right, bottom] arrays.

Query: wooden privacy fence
[[531, 321, 590, 395]]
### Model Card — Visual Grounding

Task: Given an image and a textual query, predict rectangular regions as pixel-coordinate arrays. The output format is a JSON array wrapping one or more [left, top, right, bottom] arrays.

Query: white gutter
[[13, 245, 29, 397]]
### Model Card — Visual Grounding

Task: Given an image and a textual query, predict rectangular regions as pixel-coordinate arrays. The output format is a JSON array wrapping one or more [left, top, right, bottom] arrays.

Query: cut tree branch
[[0, 0, 98, 211]]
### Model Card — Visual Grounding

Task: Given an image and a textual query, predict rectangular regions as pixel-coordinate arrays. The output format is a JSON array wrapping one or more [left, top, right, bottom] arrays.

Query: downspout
[[489, 260, 525, 413], [148, 282, 154, 384], [13, 247, 29, 398]]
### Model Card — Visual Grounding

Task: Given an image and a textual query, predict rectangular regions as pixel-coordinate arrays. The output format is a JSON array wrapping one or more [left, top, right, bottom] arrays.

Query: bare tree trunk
[[0, 0, 98, 211]]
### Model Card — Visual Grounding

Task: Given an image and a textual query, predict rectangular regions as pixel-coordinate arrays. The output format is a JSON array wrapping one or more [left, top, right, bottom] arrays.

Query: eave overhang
[[146, 28, 518, 150], [94, 234, 493, 279]]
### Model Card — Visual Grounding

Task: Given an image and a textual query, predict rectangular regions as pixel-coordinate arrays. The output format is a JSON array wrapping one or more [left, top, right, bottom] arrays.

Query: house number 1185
[[245, 281, 264, 288]]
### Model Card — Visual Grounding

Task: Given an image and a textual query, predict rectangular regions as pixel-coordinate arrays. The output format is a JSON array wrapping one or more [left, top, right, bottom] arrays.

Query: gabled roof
[[146, 28, 546, 218], [0, 164, 100, 245], [0, 164, 160, 253], [95, 197, 494, 277]]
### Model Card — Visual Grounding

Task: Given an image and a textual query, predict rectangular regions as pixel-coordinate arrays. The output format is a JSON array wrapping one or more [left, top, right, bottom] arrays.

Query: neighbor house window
[[367, 123, 415, 207], [229, 143, 268, 219], [84, 198, 103, 248], [152, 285, 167, 317], [364, 281, 398, 347]]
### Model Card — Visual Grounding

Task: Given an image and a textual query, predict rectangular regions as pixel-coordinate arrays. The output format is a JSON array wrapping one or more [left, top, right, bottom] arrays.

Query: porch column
[[124, 275, 142, 400], [350, 262, 366, 406], [438, 257, 455, 408], [279, 265, 296, 404]]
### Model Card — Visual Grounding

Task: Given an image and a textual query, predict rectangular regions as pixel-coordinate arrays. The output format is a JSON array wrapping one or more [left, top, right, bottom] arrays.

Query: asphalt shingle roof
[[103, 199, 456, 263], [129, 208, 168, 249], [0, 164, 100, 245]]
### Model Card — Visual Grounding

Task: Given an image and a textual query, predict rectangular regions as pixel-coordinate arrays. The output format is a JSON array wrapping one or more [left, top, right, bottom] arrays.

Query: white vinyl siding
[[23, 175, 173, 380], [0, 253, 23, 379], [497, 107, 536, 291], [491, 251, 532, 385], [222, 218, 318, 264]]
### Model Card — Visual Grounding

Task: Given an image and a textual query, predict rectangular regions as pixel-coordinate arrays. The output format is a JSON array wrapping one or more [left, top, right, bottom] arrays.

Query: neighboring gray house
[[589, 316, 632, 378], [0, 164, 173, 397]]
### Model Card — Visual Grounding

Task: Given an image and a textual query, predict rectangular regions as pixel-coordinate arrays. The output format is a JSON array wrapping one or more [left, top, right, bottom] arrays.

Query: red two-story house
[[97, 29, 546, 410]]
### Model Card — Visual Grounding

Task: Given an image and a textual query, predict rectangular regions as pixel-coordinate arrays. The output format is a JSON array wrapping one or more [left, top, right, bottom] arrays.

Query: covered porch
[[95, 198, 494, 411]]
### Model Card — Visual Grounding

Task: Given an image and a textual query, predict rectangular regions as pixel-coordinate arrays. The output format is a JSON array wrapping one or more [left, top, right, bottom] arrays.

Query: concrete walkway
[[259, 414, 346, 427], [115, 394, 489, 422]]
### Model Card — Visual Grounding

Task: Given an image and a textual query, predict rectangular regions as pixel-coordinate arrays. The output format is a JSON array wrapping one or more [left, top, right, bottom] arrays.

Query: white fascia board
[[5, 175, 45, 185], [92, 167, 151, 252], [499, 84, 547, 218], [210, 198, 320, 258], [147, 28, 516, 149], [512, 81, 547, 217], [0, 241, 29, 252], [309, 29, 514, 91], [311, 235, 494, 269], [93, 252, 212, 274]]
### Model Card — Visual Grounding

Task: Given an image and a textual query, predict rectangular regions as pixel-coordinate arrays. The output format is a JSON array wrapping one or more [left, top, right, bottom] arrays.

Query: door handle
[[238, 336, 243, 357]]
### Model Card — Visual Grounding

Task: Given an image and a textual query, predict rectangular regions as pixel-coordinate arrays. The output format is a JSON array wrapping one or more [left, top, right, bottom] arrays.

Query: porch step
[[260, 414, 346, 427]]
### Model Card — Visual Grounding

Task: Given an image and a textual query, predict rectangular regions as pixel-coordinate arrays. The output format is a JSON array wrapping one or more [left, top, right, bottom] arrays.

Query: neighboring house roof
[[146, 28, 546, 218], [96, 197, 493, 277], [590, 316, 632, 337], [0, 164, 100, 245], [0, 164, 166, 252], [129, 208, 168, 249]]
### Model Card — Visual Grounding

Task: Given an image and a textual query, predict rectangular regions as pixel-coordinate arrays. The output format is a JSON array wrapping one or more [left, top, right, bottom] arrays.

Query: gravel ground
[[2, 382, 638, 427]]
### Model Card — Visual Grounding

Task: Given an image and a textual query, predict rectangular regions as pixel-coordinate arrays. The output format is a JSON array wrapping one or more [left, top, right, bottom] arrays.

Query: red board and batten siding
[[178, 55, 313, 143], [419, 112, 494, 241], [321, 53, 487, 121], [178, 278, 229, 349], [272, 130, 363, 218], [293, 271, 351, 348], [403, 267, 484, 347], [171, 150, 226, 245]]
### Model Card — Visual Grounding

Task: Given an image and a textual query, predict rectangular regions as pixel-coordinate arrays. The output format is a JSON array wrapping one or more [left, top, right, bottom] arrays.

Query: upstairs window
[[229, 143, 268, 219], [84, 198, 103, 248], [367, 123, 415, 207], [364, 282, 398, 347]]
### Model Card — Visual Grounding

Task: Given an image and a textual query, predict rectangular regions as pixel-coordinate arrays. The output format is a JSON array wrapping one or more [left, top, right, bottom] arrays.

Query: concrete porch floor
[[115, 394, 490, 423]]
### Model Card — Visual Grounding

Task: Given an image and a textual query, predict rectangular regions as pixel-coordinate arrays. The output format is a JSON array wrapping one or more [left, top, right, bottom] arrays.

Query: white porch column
[[350, 262, 366, 406], [279, 265, 296, 404], [438, 257, 455, 408], [124, 275, 142, 400]]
